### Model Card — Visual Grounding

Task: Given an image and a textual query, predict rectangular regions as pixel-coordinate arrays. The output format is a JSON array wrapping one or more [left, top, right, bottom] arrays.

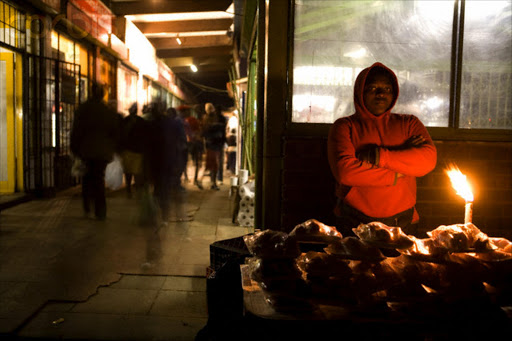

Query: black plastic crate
[[209, 235, 251, 271]]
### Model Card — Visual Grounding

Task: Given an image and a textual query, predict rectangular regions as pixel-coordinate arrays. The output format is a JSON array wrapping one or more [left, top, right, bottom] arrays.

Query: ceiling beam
[[195, 55, 232, 65], [170, 64, 231, 74], [157, 46, 232, 59], [149, 36, 231, 49], [135, 18, 233, 34], [163, 57, 195, 67], [110, 0, 233, 16], [162, 56, 231, 67]]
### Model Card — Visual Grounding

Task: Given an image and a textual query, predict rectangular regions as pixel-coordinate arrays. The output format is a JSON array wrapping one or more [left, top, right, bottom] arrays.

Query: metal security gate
[[24, 55, 81, 195]]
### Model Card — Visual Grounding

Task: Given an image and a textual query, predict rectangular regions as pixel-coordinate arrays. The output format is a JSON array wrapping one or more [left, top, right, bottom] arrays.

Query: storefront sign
[[67, 4, 94, 37], [67, 0, 112, 43], [70, 0, 112, 33], [169, 83, 185, 100], [158, 60, 171, 88], [125, 20, 158, 80]]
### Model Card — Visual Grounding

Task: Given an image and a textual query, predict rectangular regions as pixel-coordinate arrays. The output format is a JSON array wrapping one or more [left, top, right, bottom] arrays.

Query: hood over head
[[354, 62, 399, 117]]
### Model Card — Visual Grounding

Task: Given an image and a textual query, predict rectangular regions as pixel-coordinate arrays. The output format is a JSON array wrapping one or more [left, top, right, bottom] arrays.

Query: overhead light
[[190, 64, 198, 72], [176, 36, 182, 45], [126, 11, 234, 22], [144, 31, 228, 38]]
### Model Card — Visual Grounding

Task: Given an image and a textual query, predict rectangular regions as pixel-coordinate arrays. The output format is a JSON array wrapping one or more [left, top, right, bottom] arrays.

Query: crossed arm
[[328, 118, 437, 188]]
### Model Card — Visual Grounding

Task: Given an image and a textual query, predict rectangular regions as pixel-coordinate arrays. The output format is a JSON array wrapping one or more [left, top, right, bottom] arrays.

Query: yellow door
[[0, 52, 15, 193]]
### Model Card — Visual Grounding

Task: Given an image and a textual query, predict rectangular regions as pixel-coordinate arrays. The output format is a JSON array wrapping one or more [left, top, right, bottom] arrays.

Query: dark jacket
[[121, 114, 148, 153], [202, 113, 226, 151], [71, 98, 121, 161]]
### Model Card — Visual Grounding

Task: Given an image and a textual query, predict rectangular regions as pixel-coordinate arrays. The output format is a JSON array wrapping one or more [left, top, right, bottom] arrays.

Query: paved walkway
[[0, 176, 250, 340]]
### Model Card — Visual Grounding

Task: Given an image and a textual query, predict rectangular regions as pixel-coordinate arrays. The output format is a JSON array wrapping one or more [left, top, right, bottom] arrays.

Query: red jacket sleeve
[[378, 116, 437, 177]]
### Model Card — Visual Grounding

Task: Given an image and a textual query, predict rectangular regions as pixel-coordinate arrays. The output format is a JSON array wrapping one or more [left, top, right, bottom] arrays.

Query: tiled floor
[[0, 174, 251, 340], [19, 275, 208, 340]]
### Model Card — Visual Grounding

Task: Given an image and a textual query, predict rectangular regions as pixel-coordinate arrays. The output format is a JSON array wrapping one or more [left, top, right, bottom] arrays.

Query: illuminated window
[[77, 45, 88, 76], [59, 35, 75, 63], [0, 1, 26, 49], [459, 1, 511, 129], [292, 0, 511, 130]]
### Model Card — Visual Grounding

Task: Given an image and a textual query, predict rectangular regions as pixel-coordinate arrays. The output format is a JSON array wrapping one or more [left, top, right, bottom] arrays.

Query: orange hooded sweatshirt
[[327, 62, 437, 221]]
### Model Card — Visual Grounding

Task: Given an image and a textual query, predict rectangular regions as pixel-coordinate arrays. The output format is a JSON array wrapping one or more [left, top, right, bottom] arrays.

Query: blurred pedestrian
[[167, 107, 188, 191], [120, 103, 148, 198], [202, 103, 225, 190], [145, 102, 175, 224], [70, 82, 121, 220], [182, 106, 204, 190], [225, 111, 238, 175], [215, 105, 227, 184], [226, 128, 237, 175]]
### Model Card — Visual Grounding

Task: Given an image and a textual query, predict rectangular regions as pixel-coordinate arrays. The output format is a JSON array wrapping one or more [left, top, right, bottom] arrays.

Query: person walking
[[202, 103, 225, 190], [182, 106, 205, 190], [225, 111, 238, 175], [226, 128, 237, 175], [215, 105, 227, 184], [145, 102, 175, 224], [70, 82, 121, 220], [167, 107, 188, 191], [120, 102, 148, 198]]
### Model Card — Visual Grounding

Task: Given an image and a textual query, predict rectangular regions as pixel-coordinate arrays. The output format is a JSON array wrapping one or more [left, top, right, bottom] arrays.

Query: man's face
[[363, 71, 394, 116]]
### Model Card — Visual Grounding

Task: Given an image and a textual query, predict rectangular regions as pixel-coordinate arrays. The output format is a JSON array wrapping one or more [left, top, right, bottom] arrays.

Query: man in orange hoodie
[[327, 62, 437, 236]]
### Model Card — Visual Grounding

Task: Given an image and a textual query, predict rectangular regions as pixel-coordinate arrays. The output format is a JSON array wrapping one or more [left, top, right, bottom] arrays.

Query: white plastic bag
[[71, 157, 86, 177], [105, 154, 123, 190]]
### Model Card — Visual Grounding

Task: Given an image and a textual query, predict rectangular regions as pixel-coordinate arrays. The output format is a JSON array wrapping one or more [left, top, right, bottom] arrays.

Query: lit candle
[[446, 165, 474, 224], [464, 202, 473, 224]]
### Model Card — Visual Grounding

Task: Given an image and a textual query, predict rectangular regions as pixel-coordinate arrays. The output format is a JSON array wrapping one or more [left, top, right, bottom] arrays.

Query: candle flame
[[421, 284, 437, 294], [446, 165, 474, 202]]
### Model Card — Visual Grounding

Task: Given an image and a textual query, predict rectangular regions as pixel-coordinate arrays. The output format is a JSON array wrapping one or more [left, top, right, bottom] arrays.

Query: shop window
[[292, 0, 511, 131], [459, 1, 511, 129], [98, 55, 116, 102], [77, 45, 88, 76], [0, 1, 26, 49], [117, 65, 138, 115], [51, 31, 74, 63]]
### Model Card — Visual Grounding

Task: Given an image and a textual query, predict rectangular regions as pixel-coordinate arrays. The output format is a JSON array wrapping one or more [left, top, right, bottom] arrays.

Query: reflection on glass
[[459, 1, 512, 129], [293, 0, 454, 126]]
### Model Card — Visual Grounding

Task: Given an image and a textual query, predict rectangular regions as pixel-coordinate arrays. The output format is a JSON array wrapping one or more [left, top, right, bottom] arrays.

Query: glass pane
[[78, 44, 88, 76], [59, 34, 75, 63], [51, 30, 58, 50], [460, 1, 512, 129], [292, 0, 453, 126]]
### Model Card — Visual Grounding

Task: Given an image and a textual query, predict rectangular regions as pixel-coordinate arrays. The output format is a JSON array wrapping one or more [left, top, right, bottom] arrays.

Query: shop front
[[0, 1, 25, 194], [117, 62, 138, 115], [97, 51, 116, 103], [23, 0, 117, 194]]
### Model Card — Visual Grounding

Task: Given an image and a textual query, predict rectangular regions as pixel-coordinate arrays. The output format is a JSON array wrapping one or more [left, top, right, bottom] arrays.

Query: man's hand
[[356, 145, 379, 167]]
